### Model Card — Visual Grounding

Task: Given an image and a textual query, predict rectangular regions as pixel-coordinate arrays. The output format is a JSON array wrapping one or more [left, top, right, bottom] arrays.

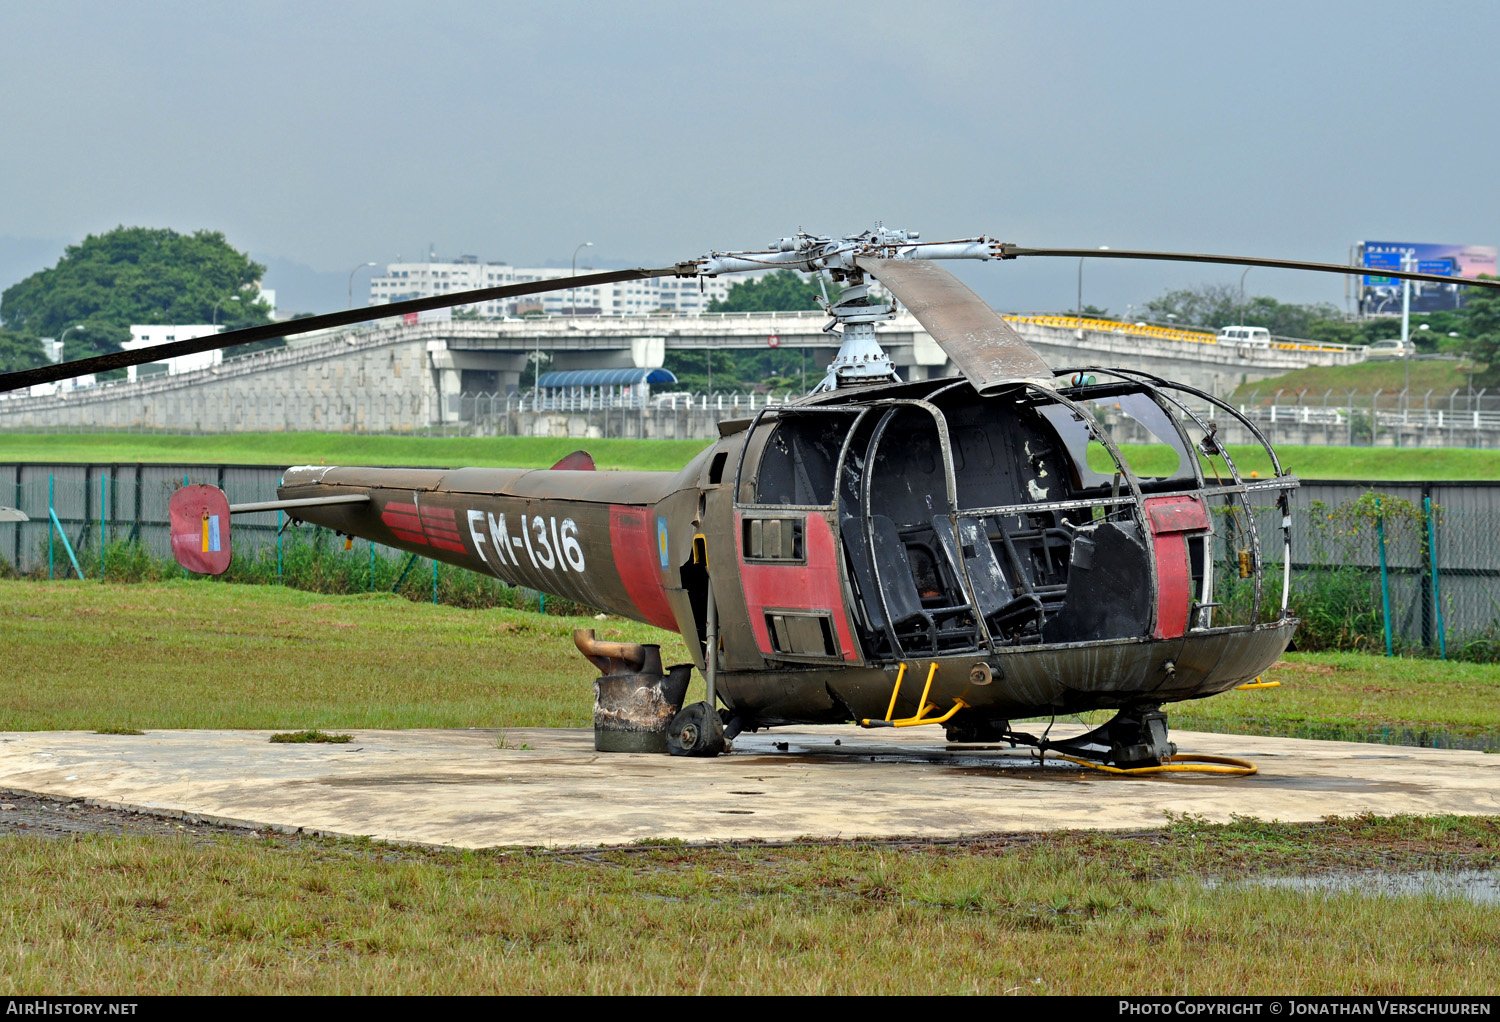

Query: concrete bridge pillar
[[631, 337, 665, 368], [886, 328, 953, 383]]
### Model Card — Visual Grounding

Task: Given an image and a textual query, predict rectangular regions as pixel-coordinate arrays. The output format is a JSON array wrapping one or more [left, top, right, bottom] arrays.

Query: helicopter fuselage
[[279, 369, 1297, 737]]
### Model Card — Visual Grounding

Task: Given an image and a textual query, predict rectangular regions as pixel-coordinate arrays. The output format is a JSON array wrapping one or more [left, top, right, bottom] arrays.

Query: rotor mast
[[696, 226, 1004, 393]]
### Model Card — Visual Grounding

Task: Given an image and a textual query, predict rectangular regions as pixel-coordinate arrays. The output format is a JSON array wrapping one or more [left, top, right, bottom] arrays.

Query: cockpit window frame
[[733, 406, 870, 512]]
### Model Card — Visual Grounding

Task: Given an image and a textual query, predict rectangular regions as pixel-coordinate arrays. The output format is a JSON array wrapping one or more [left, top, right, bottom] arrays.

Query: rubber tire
[[667, 701, 727, 757]]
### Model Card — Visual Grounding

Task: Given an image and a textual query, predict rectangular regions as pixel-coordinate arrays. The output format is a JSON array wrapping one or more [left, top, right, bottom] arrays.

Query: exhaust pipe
[[573, 629, 653, 675], [573, 630, 690, 754]]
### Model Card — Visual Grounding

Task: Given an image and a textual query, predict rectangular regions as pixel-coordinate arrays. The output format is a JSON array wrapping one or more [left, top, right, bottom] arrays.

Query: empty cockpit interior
[[738, 381, 1222, 661]]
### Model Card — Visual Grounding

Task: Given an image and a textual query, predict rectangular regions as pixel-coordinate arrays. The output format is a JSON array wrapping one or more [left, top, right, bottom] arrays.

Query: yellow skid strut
[[861, 662, 968, 728]]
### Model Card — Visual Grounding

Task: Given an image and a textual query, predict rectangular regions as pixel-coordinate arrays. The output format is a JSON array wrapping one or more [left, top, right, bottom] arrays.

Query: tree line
[[0, 226, 276, 377], [1138, 280, 1500, 387]]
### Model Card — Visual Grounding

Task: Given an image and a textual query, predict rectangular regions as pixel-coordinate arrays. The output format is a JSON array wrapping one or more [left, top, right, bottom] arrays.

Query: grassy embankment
[[6, 430, 1500, 480], [2, 813, 1498, 995], [1231, 358, 1477, 403]]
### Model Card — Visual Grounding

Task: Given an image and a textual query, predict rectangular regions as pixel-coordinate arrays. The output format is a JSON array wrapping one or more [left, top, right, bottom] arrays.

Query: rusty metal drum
[[593, 663, 693, 753]]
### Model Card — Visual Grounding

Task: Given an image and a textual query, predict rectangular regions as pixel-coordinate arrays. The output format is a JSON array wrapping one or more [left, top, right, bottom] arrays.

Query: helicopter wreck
[[14, 225, 1482, 769], [263, 230, 1298, 769]]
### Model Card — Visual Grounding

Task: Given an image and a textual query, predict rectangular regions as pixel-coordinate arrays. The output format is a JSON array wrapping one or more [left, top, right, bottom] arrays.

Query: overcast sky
[[2, 1, 1496, 315]]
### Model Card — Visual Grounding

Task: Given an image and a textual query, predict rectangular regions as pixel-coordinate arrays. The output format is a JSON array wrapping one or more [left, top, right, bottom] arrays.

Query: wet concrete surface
[[0, 725, 1497, 849]]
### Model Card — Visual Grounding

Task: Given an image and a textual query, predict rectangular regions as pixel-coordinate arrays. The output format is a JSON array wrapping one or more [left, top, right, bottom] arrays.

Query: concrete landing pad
[[1, 726, 1498, 848]]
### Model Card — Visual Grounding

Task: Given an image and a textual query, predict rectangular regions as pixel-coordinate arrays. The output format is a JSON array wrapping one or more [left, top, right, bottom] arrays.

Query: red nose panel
[[1144, 495, 1210, 639]]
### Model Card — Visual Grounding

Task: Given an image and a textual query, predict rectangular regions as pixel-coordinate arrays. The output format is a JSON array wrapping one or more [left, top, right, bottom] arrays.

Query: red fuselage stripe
[[608, 505, 677, 631]]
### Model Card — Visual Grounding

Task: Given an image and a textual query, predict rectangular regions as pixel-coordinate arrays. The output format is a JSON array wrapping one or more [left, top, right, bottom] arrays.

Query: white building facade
[[368, 256, 738, 317], [123, 325, 224, 381]]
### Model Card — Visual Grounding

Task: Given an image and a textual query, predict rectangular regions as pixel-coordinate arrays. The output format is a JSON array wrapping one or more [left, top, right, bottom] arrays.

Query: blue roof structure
[[538, 368, 677, 388]]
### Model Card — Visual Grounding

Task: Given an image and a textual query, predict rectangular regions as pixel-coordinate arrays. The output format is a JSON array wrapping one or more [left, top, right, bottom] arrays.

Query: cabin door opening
[[841, 405, 981, 659]]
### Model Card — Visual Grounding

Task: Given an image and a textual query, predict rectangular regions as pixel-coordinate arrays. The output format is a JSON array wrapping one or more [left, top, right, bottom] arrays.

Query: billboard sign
[[1360, 241, 1498, 314]]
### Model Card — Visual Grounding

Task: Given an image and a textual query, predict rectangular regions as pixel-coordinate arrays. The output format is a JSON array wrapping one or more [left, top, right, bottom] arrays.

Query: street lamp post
[[58, 324, 85, 361], [1400, 252, 1415, 415], [1238, 267, 1251, 326], [348, 262, 378, 309], [212, 295, 240, 326], [1076, 246, 1108, 338], [533, 339, 543, 409], [1076, 258, 1084, 335], [571, 242, 594, 277], [534, 242, 595, 405], [566, 241, 594, 317]]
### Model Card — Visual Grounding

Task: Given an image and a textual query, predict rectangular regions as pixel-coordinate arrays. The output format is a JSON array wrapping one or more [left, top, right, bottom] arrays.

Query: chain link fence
[[1234, 386, 1500, 448], [10, 383, 1500, 446]]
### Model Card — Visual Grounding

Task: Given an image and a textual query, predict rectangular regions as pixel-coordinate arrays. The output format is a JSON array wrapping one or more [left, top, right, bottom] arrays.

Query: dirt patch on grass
[[0, 789, 271, 841], [1270, 660, 1338, 676]]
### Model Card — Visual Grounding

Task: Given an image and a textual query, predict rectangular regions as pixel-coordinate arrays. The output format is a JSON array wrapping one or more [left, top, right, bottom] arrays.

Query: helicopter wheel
[[667, 701, 727, 757]]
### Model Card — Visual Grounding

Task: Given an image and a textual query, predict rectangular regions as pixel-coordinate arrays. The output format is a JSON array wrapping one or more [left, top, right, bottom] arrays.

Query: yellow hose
[[1050, 752, 1258, 777], [1235, 679, 1281, 690]]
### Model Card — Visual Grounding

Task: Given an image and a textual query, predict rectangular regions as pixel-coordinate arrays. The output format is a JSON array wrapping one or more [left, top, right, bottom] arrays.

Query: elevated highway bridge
[[0, 310, 1363, 434]]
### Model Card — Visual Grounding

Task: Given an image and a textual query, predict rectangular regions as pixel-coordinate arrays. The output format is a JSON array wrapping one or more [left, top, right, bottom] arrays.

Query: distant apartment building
[[367, 255, 737, 317], [123, 325, 224, 381]]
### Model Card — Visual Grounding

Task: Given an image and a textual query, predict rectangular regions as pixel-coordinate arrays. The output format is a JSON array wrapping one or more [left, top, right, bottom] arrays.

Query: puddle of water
[[1231, 869, 1500, 905], [1198, 720, 1500, 753]]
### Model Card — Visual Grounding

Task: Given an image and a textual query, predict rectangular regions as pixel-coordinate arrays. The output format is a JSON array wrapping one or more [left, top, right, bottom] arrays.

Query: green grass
[[8, 430, 1496, 480], [0, 432, 710, 472], [1105, 442, 1500, 481], [0, 580, 685, 732], [1231, 358, 1477, 402], [0, 814, 1496, 994], [1161, 652, 1500, 742], [269, 730, 353, 744]]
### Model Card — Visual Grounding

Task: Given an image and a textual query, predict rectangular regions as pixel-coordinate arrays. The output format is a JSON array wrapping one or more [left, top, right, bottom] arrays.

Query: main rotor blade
[[857, 256, 1054, 392], [999, 246, 1500, 291], [0, 263, 699, 393]]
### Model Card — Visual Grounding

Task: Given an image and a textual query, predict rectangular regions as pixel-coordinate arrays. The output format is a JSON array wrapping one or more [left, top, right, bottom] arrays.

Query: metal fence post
[[1375, 496, 1393, 657], [1425, 496, 1446, 660], [46, 474, 84, 581], [392, 551, 418, 593], [100, 472, 107, 579]]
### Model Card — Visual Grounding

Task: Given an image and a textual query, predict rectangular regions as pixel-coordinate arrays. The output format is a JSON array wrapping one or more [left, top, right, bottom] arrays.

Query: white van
[[1216, 326, 1271, 348], [1364, 338, 1413, 359]]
